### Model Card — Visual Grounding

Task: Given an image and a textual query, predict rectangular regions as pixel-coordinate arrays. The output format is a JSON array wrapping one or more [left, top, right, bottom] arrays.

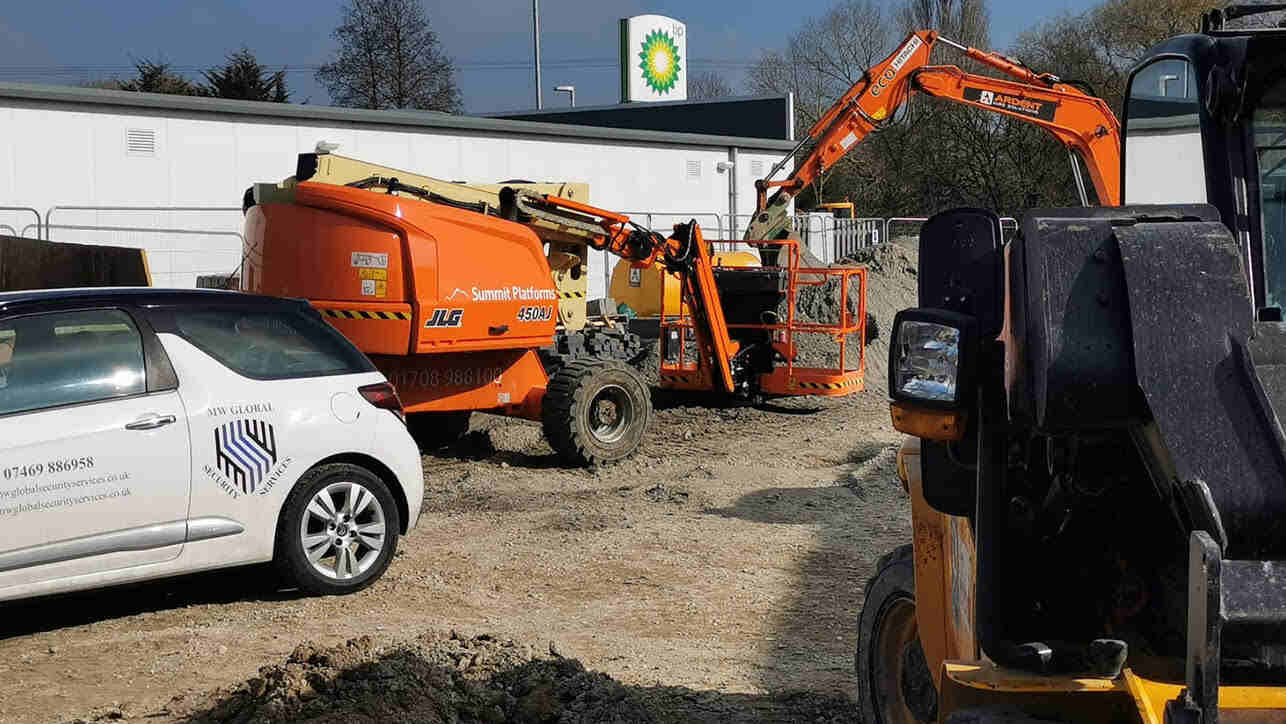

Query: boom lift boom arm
[[746, 30, 1122, 241]]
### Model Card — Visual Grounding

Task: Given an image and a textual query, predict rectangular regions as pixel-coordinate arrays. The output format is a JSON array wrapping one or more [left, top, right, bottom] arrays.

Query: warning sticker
[[375, 280, 387, 298], [359, 268, 388, 281], [351, 252, 389, 269], [628, 268, 642, 287], [361, 279, 376, 296]]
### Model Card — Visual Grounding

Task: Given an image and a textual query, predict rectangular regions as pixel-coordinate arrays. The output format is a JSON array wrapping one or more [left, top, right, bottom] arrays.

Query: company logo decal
[[871, 35, 924, 98], [964, 86, 1058, 121], [470, 285, 558, 302], [639, 30, 682, 94], [446, 288, 469, 301], [203, 402, 293, 499], [214, 419, 277, 494], [425, 308, 465, 328]]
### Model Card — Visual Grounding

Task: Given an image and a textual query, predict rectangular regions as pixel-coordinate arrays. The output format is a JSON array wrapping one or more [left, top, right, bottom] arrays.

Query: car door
[[0, 306, 192, 591]]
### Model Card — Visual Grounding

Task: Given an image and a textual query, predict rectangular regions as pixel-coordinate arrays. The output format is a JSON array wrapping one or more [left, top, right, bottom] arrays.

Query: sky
[[0, 0, 1096, 115]]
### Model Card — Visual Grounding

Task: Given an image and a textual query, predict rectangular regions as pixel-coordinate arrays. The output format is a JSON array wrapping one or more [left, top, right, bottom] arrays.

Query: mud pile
[[179, 631, 653, 724], [165, 630, 857, 724]]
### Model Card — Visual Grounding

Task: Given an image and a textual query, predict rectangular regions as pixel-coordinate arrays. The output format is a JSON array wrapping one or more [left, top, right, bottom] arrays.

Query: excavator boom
[[747, 30, 1121, 241]]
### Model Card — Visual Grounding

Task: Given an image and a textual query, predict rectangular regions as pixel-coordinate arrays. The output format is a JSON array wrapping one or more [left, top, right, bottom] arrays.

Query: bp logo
[[639, 29, 681, 94], [214, 419, 278, 494]]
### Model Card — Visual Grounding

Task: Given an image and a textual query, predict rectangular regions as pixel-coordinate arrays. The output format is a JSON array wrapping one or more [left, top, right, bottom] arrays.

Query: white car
[[0, 288, 423, 600]]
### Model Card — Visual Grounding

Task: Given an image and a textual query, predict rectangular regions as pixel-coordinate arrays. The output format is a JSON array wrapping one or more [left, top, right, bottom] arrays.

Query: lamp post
[[533, 0, 542, 109], [554, 85, 576, 107]]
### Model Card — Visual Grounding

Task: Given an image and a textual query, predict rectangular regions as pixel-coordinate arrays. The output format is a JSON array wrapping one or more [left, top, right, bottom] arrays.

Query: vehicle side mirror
[[888, 308, 978, 440]]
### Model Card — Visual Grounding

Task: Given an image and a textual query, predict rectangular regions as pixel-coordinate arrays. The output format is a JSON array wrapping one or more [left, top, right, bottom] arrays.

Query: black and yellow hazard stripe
[[322, 309, 411, 321], [796, 377, 862, 391], [660, 372, 702, 385], [559, 290, 586, 299]]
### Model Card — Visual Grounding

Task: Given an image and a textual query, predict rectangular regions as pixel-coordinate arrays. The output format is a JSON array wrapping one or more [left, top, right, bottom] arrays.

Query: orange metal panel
[[372, 348, 547, 419], [890, 401, 967, 440], [311, 300, 415, 356]]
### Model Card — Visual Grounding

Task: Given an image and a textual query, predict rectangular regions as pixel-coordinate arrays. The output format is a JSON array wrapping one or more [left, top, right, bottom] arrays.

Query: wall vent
[[751, 160, 765, 177], [126, 128, 157, 157], [686, 159, 702, 179]]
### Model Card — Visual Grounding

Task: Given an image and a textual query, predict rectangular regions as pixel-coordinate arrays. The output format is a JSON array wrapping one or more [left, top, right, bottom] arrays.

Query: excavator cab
[[858, 6, 1286, 724]]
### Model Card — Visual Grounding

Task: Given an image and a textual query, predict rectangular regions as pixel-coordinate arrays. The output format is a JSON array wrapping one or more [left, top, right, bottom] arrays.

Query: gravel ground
[[0, 244, 919, 724]]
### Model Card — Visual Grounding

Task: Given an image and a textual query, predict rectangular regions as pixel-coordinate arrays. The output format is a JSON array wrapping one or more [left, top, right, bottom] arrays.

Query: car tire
[[857, 544, 938, 723], [274, 463, 401, 596], [407, 410, 471, 451]]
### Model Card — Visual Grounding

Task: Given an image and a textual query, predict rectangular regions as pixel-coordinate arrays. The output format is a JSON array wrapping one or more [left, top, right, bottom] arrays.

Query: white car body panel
[[0, 297, 423, 603]]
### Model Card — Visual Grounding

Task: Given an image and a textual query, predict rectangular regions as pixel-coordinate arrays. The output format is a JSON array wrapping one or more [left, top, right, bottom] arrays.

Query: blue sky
[[0, 1, 1095, 114]]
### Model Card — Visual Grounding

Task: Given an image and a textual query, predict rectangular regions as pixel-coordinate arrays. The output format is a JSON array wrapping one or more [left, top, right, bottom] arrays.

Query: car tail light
[[359, 381, 405, 422]]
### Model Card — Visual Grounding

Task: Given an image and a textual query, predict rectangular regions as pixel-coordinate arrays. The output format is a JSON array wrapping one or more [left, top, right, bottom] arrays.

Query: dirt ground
[[0, 245, 920, 724]]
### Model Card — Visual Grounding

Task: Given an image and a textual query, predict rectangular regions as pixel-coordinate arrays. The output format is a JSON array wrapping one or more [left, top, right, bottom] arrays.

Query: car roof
[[0, 287, 306, 314]]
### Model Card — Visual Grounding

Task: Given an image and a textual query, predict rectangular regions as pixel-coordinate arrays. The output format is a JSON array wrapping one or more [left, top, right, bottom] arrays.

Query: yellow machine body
[[610, 250, 759, 317], [897, 437, 1286, 723]]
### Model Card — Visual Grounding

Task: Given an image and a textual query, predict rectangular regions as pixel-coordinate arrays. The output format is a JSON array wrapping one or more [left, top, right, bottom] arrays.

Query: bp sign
[[620, 15, 687, 102]]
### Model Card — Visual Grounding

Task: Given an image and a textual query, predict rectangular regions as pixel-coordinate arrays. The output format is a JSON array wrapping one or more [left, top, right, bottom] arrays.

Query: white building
[[0, 83, 794, 297]]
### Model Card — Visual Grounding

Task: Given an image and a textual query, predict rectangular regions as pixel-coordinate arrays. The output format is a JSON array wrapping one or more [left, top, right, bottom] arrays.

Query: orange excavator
[[242, 175, 865, 466], [746, 29, 1122, 244]]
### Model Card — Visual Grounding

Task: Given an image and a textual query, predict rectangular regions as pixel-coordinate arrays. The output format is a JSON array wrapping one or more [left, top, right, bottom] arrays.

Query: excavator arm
[[746, 30, 1121, 241]]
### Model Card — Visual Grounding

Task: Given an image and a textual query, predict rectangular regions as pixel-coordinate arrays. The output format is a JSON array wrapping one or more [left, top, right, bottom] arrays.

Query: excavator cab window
[[1123, 57, 1207, 204], [1253, 73, 1286, 312]]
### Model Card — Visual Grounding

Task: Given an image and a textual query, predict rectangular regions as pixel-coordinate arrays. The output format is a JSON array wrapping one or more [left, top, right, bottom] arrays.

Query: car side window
[[171, 307, 374, 380], [0, 309, 148, 417]]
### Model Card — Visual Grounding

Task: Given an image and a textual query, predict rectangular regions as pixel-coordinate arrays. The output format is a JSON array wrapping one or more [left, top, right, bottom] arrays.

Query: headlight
[[887, 308, 977, 409], [894, 321, 961, 401]]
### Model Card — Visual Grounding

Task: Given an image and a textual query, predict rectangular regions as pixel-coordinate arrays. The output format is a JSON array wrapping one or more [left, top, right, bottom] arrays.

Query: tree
[[204, 47, 289, 102], [117, 59, 205, 96], [316, 0, 462, 112], [748, 0, 895, 207], [688, 71, 734, 100]]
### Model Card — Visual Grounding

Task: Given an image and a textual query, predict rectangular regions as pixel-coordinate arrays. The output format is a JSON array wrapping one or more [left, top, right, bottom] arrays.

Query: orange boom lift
[[746, 29, 1122, 243], [242, 176, 865, 466]]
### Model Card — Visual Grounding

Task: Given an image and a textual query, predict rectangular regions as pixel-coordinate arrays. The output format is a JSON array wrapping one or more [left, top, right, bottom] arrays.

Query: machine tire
[[406, 411, 471, 451], [944, 710, 1065, 724], [857, 544, 938, 724], [274, 463, 401, 596], [542, 359, 651, 466]]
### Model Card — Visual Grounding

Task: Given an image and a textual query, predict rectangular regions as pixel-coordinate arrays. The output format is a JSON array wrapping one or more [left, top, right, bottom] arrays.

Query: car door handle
[[125, 414, 177, 431]]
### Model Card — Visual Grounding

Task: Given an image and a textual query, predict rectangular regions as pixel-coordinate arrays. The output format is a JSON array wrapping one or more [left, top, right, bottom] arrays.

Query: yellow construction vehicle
[[860, 7, 1286, 723], [252, 150, 645, 366], [815, 200, 856, 218]]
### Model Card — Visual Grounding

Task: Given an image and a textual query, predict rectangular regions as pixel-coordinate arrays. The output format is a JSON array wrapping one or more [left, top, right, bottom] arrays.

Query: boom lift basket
[[659, 238, 866, 397]]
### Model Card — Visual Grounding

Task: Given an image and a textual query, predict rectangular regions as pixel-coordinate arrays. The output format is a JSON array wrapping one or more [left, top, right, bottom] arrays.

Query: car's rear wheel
[[275, 463, 400, 595]]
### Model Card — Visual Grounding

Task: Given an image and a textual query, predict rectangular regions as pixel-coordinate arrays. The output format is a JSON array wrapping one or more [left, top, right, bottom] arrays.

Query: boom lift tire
[[407, 411, 472, 451], [542, 359, 651, 466], [857, 544, 938, 723]]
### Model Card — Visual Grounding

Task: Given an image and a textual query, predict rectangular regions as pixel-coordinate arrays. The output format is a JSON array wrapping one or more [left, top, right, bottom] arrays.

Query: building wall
[[0, 98, 790, 298]]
